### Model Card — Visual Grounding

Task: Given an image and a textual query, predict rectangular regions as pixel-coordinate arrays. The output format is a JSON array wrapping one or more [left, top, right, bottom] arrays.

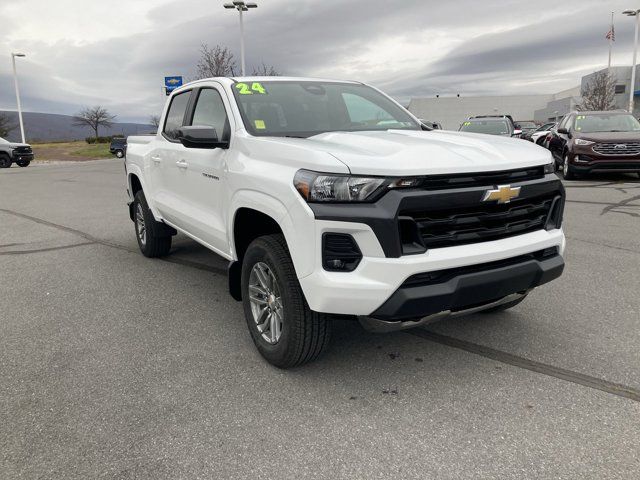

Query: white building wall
[[408, 95, 554, 130]]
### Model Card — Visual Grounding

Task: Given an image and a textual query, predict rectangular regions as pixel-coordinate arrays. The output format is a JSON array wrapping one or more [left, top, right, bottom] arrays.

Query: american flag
[[606, 26, 615, 41]]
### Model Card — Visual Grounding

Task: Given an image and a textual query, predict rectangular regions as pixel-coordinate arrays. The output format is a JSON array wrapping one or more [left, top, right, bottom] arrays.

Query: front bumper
[[299, 226, 565, 316], [367, 249, 563, 322], [570, 151, 640, 173], [11, 152, 34, 162]]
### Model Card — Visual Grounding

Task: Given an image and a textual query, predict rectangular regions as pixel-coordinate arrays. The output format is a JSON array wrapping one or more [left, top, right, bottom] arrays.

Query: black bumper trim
[[371, 253, 564, 321]]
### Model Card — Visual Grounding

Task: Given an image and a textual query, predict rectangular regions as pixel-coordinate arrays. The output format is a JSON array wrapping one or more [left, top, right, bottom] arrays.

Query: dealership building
[[408, 66, 637, 130]]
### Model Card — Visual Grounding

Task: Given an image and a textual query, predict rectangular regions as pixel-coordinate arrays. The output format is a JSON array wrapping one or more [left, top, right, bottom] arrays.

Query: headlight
[[544, 162, 556, 174], [294, 169, 419, 202], [574, 139, 595, 146]]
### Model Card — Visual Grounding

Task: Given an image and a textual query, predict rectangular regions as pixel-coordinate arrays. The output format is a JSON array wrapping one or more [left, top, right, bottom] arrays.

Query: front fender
[[229, 190, 316, 278]]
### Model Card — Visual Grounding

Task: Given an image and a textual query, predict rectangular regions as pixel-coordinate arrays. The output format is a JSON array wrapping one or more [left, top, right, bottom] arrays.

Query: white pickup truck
[[125, 77, 566, 368]]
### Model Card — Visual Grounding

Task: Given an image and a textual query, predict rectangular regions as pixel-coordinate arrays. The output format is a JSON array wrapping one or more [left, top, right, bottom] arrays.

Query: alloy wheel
[[248, 262, 283, 344], [135, 203, 147, 246]]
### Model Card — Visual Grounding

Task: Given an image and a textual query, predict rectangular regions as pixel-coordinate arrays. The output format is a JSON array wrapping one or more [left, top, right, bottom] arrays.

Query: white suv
[[125, 77, 566, 368]]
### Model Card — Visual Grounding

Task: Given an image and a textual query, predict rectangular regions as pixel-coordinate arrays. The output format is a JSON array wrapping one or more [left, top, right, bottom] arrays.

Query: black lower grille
[[401, 194, 558, 250], [13, 146, 32, 154]]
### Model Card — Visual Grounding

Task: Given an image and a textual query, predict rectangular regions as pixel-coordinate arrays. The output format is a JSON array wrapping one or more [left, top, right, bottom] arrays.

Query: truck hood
[[268, 130, 552, 176], [7, 142, 30, 149], [573, 131, 640, 143]]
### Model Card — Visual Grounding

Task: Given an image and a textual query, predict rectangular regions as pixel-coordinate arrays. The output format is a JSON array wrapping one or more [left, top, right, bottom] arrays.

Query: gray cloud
[[0, 0, 634, 122]]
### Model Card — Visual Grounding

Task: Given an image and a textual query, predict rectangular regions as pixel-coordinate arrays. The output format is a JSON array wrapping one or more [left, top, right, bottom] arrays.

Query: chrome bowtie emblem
[[482, 185, 521, 204]]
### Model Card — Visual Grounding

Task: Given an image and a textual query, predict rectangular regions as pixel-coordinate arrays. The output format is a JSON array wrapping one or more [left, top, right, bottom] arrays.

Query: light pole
[[623, 9, 640, 114], [11, 52, 26, 143], [223, 1, 257, 76]]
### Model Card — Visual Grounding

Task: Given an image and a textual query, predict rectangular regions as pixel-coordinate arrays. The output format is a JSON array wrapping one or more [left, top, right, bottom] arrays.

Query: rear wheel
[[0, 154, 11, 168], [16, 160, 30, 167], [115, 150, 124, 158], [133, 190, 172, 257], [241, 234, 331, 368], [562, 153, 577, 180]]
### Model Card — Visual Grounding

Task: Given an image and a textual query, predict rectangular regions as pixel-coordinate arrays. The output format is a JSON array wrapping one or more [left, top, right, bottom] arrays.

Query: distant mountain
[[0, 111, 155, 143]]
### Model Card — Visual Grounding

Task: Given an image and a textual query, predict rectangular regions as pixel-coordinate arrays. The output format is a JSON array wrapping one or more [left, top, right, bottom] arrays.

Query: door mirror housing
[[557, 127, 569, 135], [177, 126, 229, 149], [512, 129, 522, 137]]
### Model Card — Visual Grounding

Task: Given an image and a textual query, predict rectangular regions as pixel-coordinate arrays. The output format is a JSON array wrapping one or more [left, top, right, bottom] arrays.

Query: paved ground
[[1, 159, 639, 479]]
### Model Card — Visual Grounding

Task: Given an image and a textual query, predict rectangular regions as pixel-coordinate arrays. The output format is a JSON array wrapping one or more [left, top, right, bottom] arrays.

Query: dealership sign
[[164, 76, 183, 95]]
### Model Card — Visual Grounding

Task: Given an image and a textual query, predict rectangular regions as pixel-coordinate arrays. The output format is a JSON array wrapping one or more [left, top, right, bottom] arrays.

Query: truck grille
[[593, 142, 640, 155], [400, 194, 558, 250], [13, 146, 32, 154]]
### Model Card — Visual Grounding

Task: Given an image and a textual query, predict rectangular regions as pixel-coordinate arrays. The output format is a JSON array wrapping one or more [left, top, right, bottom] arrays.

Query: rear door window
[[163, 91, 191, 141]]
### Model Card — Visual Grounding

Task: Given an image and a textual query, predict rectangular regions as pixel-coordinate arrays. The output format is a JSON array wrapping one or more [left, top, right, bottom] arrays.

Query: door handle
[[151, 155, 161, 164], [176, 159, 188, 169]]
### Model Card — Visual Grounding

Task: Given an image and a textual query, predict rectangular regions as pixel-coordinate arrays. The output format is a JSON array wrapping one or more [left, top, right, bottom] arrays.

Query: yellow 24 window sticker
[[235, 82, 267, 95], [254, 120, 266, 129], [463, 121, 471, 126]]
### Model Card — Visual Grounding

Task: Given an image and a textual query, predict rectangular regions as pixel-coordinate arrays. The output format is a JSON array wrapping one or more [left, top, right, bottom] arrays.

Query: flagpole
[[608, 11, 613, 71]]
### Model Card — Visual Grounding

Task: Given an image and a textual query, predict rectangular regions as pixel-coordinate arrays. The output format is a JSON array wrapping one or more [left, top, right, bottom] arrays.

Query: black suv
[[548, 111, 640, 179], [110, 137, 127, 158]]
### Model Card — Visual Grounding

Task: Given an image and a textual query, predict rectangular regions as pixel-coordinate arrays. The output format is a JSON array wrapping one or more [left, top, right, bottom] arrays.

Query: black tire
[[241, 234, 331, 368], [0, 154, 11, 168], [16, 160, 30, 167], [133, 190, 172, 257], [115, 150, 124, 158], [562, 153, 577, 180], [480, 295, 527, 314]]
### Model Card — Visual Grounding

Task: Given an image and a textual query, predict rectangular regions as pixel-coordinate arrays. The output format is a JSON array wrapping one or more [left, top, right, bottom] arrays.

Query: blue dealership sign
[[164, 76, 183, 95]]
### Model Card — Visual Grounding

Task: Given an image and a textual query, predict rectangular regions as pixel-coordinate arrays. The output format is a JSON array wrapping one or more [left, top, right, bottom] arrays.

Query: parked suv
[[0, 137, 34, 168], [125, 77, 565, 368], [110, 137, 127, 158], [549, 111, 640, 179], [459, 117, 518, 137]]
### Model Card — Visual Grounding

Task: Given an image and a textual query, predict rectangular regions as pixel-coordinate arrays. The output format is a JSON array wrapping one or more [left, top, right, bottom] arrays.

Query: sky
[[0, 0, 635, 123]]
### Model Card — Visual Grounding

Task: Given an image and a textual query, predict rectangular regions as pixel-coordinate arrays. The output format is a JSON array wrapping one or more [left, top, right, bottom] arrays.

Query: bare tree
[[251, 62, 279, 76], [0, 113, 17, 138], [194, 44, 237, 79], [149, 114, 161, 128], [72, 106, 116, 140], [577, 71, 617, 111]]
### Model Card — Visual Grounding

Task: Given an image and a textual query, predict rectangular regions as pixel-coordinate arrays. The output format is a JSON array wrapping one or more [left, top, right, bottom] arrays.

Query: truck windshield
[[574, 114, 640, 133], [459, 120, 511, 135], [231, 81, 420, 137]]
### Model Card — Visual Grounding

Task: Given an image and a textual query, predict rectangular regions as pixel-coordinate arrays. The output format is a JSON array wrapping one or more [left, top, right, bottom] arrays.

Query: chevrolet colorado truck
[[124, 77, 566, 368], [0, 136, 34, 168]]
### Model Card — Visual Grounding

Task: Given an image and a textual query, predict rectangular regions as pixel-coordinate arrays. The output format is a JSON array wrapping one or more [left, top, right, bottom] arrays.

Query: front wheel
[[562, 153, 577, 180], [16, 160, 30, 167], [133, 190, 172, 257], [115, 150, 124, 158], [241, 234, 331, 368], [0, 155, 11, 168]]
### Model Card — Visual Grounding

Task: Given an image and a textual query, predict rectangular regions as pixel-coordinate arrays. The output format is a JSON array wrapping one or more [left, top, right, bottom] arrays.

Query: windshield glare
[[232, 81, 420, 137], [460, 120, 510, 135], [574, 114, 640, 133]]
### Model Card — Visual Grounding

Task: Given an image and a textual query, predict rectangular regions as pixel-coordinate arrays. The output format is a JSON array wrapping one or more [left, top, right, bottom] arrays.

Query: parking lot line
[[410, 330, 640, 403]]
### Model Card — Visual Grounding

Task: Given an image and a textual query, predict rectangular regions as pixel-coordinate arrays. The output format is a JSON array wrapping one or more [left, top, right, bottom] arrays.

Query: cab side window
[[163, 91, 191, 141], [190, 88, 230, 141]]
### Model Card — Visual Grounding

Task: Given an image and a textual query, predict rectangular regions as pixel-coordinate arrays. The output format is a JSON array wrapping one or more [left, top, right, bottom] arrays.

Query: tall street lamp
[[224, 1, 258, 76], [623, 9, 640, 113], [11, 52, 26, 143]]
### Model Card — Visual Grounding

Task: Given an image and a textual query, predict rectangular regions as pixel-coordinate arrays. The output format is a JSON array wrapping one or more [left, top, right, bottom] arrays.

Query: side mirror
[[512, 129, 522, 136], [557, 128, 569, 135], [177, 126, 229, 149]]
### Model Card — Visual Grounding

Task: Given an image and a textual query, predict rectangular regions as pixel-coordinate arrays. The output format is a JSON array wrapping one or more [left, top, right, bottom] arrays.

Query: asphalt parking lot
[[1, 159, 639, 479]]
